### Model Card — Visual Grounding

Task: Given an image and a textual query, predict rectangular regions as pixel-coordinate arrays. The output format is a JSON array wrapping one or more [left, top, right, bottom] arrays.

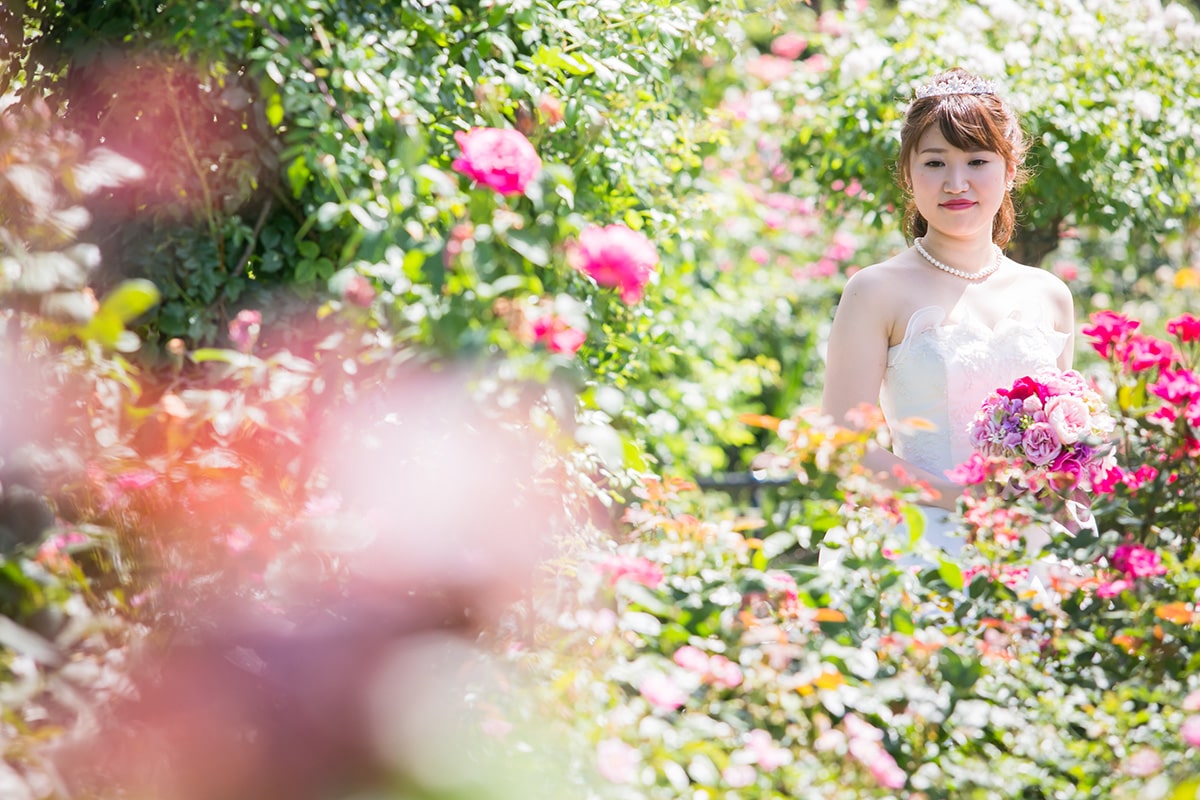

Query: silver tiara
[[914, 74, 997, 99]]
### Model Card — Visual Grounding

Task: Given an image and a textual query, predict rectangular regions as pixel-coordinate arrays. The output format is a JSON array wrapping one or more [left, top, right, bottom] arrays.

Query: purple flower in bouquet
[[968, 369, 1115, 489]]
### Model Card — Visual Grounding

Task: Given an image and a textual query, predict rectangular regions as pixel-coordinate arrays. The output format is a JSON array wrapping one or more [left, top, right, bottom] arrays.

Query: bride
[[820, 68, 1076, 558]]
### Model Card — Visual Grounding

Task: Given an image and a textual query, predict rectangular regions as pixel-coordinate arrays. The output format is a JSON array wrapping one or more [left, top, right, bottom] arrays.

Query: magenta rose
[[1000, 376, 1048, 403], [1111, 544, 1167, 579], [1082, 310, 1140, 359], [1150, 368, 1200, 405], [571, 223, 659, 303], [1167, 312, 1200, 343], [1021, 422, 1062, 467], [452, 127, 542, 196], [1118, 333, 1178, 372]]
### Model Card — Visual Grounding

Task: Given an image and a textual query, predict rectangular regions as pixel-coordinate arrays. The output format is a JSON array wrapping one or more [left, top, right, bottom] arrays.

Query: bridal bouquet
[[968, 369, 1115, 490]]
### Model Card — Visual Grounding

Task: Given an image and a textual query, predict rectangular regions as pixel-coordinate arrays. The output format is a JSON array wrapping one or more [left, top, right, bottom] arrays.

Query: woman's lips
[[940, 200, 976, 209]]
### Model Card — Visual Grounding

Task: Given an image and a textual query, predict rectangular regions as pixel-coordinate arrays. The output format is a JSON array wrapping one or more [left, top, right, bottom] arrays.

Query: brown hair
[[897, 68, 1029, 248]]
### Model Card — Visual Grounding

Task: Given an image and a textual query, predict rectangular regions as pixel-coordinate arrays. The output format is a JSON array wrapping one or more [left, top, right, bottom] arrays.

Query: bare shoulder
[[1004, 258, 1075, 324], [839, 253, 921, 304]]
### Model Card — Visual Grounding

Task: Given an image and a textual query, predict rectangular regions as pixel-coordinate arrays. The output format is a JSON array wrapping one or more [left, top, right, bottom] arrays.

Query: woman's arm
[[1050, 274, 1077, 371], [821, 270, 962, 511]]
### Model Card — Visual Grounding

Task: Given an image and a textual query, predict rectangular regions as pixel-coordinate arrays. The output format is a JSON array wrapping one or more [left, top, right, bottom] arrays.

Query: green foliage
[[770, 0, 1200, 265], [513, 391, 1200, 798]]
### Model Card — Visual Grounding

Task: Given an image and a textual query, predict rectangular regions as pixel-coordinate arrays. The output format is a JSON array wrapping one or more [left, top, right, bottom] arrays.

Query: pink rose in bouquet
[[968, 369, 1115, 490]]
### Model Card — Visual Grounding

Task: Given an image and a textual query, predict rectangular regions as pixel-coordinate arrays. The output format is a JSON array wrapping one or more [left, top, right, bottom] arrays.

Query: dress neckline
[[887, 305, 1069, 363]]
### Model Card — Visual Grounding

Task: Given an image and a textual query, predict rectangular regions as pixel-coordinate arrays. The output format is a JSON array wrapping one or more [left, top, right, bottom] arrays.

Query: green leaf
[[902, 504, 925, 546], [266, 92, 284, 127], [938, 649, 982, 690], [77, 279, 160, 347], [891, 607, 915, 635], [506, 228, 550, 266], [96, 279, 161, 324], [938, 557, 964, 591]]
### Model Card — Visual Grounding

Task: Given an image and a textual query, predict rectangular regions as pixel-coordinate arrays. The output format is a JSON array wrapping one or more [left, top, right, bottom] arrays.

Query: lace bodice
[[880, 306, 1070, 476]]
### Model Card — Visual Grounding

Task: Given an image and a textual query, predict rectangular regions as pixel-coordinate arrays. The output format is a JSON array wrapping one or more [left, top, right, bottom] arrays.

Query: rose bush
[[2, 1, 1200, 798]]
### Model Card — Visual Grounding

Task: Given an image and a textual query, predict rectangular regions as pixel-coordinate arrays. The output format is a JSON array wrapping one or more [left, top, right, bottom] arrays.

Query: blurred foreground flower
[[63, 366, 571, 800]]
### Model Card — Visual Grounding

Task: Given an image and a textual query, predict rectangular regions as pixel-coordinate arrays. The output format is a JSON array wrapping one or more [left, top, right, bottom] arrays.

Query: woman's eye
[[924, 160, 944, 168], [970, 159, 989, 166]]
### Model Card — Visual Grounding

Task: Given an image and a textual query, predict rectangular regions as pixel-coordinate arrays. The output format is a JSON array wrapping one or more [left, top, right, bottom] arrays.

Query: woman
[[820, 68, 1075, 557]]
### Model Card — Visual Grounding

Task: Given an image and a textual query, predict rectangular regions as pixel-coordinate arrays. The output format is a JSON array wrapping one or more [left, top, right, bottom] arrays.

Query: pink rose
[[946, 452, 988, 485], [744, 729, 791, 771], [1021, 422, 1062, 467], [343, 274, 376, 307], [672, 645, 711, 673], [1111, 544, 1167, 579], [1124, 748, 1162, 777], [1183, 715, 1200, 748], [1150, 369, 1200, 405], [639, 672, 688, 710], [745, 54, 795, 83], [1167, 312, 1200, 343], [531, 314, 586, 355], [598, 554, 664, 588], [1096, 578, 1132, 598], [1118, 333, 1178, 372], [1122, 464, 1158, 492], [571, 224, 659, 304], [228, 309, 261, 352], [722, 764, 757, 788], [1043, 394, 1090, 445], [770, 32, 807, 60], [1082, 310, 1139, 359], [451, 127, 542, 196], [596, 739, 640, 784], [707, 654, 744, 689]]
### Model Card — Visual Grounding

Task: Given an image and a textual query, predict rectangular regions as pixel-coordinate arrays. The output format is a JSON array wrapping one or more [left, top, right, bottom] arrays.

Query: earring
[[1006, 180, 1014, 191]]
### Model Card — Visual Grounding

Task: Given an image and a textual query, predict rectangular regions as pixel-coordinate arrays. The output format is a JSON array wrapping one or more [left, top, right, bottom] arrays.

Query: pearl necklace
[[914, 237, 1003, 280]]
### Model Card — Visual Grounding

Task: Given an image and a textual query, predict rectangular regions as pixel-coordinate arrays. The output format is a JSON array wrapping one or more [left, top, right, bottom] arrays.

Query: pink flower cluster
[[1096, 543, 1167, 597], [968, 369, 1115, 488], [598, 554, 664, 588], [722, 729, 792, 786], [1083, 309, 1200, 444], [1082, 310, 1190, 371], [672, 645, 744, 689], [842, 714, 906, 790], [571, 223, 659, 304], [451, 127, 542, 195]]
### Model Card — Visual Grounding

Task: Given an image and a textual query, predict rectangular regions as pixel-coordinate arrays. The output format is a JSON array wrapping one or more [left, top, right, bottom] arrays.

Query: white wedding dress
[[879, 305, 1071, 557]]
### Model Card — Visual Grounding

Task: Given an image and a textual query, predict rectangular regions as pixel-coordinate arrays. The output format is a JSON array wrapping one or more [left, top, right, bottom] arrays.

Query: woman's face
[[907, 127, 1015, 241]]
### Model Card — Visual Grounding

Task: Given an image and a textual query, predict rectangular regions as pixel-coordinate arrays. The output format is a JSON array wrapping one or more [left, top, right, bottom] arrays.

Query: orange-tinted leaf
[[814, 608, 846, 623], [738, 413, 781, 431], [1155, 602, 1193, 625]]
